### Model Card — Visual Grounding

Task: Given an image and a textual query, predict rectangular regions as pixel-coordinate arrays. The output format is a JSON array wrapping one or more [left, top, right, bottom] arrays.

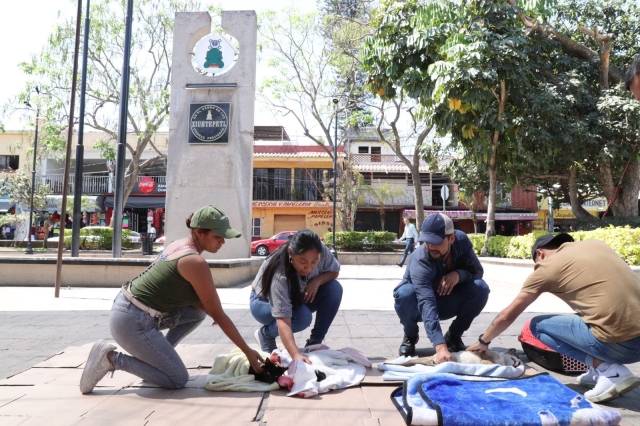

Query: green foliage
[[12, 0, 216, 205], [0, 170, 51, 210], [477, 228, 640, 265], [563, 216, 640, 231], [63, 227, 132, 250], [325, 231, 396, 251], [468, 234, 485, 254]]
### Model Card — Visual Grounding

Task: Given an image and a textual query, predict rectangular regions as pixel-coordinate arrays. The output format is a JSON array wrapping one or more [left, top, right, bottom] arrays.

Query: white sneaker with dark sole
[[577, 367, 598, 388], [79, 340, 116, 394], [584, 363, 640, 403]]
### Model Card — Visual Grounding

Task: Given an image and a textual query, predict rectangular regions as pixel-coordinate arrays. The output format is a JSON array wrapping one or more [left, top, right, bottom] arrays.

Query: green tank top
[[130, 252, 201, 312]]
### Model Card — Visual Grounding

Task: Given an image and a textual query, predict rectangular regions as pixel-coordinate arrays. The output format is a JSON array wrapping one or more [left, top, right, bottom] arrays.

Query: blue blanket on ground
[[392, 373, 622, 426]]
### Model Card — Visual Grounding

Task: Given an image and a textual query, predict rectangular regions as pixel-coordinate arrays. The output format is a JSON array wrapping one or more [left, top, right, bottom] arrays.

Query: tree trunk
[[412, 162, 425, 229], [481, 141, 498, 256], [611, 158, 640, 217], [481, 80, 506, 256], [379, 206, 386, 231], [569, 166, 595, 221], [599, 159, 640, 217]]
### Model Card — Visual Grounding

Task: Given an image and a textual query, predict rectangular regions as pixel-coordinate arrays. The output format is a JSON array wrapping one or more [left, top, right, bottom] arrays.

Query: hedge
[[63, 228, 133, 250], [469, 226, 640, 265], [324, 231, 396, 251]]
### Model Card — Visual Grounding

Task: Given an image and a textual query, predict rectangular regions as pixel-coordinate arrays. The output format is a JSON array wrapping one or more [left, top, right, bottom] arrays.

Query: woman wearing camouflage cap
[[79, 205, 264, 394]]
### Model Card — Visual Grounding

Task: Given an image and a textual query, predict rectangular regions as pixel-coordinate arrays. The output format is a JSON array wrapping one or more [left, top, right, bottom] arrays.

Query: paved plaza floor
[[0, 262, 638, 425]]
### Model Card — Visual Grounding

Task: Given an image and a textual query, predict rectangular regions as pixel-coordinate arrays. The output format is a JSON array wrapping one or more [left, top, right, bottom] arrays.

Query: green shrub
[[63, 227, 132, 250], [467, 234, 485, 255], [562, 217, 640, 231], [325, 231, 396, 251], [478, 226, 640, 265]]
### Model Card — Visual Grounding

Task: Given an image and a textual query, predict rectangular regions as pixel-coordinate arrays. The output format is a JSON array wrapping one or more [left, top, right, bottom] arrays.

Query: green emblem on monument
[[204, 39, 224, 69]]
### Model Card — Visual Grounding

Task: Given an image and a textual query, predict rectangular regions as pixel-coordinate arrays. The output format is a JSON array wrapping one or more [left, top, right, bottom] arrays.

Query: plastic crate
[[519, 318, 588, 373]]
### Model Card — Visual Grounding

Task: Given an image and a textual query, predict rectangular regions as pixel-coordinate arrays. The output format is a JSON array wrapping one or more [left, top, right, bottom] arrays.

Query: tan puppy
[[400, 348, 522, 367]]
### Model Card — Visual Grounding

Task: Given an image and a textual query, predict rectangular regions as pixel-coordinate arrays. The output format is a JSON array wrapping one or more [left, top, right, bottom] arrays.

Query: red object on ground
[[519, 318, 588, 373]]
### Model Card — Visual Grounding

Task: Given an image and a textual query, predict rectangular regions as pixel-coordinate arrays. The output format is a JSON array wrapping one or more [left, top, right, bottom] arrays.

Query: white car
[[47, 227, 140, 243]]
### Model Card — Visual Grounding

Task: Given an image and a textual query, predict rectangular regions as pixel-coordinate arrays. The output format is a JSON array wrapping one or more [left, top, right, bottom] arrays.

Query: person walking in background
[[393, 213, 488, 359], [396, 217, 419, 267], [250, 230, 342, 364]]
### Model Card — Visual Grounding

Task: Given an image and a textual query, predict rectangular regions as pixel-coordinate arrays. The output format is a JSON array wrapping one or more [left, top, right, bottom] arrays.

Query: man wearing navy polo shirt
[[393, 213, 489, 363]]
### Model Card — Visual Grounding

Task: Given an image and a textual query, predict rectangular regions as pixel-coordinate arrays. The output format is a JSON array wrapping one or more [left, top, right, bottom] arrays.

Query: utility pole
[[112, 0, 134, 258], [331, 98, 339, 259], [72, 0, 92, 257]]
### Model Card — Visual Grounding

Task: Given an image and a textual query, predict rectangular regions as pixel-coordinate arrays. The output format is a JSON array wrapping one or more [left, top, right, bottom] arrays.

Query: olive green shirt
[[521, 239, 640, 343], [130, 252, 201, 312]]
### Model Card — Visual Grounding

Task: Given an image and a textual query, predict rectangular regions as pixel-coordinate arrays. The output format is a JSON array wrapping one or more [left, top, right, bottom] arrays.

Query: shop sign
[[138, 177, 156, 193], [131, 179, 166, 195], [188, 103, 230, 144], [253, 201, 330, 208]]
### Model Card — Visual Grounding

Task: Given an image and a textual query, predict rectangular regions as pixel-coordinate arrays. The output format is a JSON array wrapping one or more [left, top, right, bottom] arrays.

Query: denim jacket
[[399, 230, 484, 347]]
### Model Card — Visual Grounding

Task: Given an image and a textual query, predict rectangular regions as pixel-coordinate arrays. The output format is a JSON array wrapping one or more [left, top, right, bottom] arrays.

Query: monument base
[[0, 256, 264, 288]]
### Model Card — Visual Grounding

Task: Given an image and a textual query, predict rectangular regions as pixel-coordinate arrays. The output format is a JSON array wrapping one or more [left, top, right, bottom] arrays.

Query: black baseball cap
[[531, 233, 574, 262]]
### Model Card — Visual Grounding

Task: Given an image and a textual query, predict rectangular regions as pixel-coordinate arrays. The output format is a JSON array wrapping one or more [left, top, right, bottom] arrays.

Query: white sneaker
[[577, 367, 598, 388], [584, 363, 640, 403], [79, 340, 116, 394]]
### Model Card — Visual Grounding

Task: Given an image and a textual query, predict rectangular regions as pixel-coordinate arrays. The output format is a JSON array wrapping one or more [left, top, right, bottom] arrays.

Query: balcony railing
[[39, 175, 166, 195], [351, 154, 401, 163], [253, 177, 331, 202]]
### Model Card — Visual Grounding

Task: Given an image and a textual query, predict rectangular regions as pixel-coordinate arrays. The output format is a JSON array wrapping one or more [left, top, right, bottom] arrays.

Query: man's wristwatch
[[478, 334, 491, 346]]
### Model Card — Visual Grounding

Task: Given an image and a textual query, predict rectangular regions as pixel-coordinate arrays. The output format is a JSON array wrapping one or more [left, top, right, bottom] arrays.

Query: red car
[[251, 231, 298, 256]]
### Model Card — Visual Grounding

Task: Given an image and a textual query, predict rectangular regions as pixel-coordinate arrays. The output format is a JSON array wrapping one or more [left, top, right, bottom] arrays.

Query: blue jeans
[[393, 279, 490, 339], [250, 279, 343, 342], [109, 292, 206, 389], [530, 314, 640, 367], [398, 238, 415, 266]]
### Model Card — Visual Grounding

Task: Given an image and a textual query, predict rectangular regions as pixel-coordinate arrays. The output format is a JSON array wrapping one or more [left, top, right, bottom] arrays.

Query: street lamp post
[[24, 91, 40, 255], [331, 98, 339, 259]]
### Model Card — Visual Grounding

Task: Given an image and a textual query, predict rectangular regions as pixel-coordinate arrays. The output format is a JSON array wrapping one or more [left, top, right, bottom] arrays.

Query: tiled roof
[[253, 145, 345, 158]]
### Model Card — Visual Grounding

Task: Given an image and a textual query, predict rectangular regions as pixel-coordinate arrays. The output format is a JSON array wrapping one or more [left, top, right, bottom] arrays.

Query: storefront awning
[[476, 213, 538, 221], [0, 199, 15, 213], [104, 196, 165, 209], [403, 209, 538, 221]]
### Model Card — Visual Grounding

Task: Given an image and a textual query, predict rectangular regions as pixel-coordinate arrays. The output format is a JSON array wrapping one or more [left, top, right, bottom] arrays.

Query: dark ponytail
[[260, 229, 324, 309]]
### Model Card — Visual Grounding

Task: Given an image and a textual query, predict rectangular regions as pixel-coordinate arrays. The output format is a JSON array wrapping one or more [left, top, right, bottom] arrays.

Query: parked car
[[48, 226, 141, 243], [251, 231, 298, 256]]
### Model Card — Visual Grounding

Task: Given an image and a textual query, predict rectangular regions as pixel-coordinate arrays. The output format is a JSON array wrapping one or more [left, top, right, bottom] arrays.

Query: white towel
[[379, 356, 525, 381], [276, 346, 370, 398]]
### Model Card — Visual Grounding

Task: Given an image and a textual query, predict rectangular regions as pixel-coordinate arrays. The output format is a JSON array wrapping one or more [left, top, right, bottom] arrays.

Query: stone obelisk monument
[[165, 11, 256, 259]]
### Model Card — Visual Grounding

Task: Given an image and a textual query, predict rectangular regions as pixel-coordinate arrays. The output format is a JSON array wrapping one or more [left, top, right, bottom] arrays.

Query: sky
[[0, 0, 319, 139]]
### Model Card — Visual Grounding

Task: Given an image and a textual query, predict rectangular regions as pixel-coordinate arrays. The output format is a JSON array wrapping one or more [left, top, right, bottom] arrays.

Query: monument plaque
[[188, 103, 230, 143]]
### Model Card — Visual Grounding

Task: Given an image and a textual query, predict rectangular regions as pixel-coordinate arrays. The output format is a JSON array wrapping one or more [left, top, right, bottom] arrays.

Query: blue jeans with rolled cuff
[[393, 278, 490, 340], [529, 314, 640, 367], [109, 292, 206, 389], [250, 279, 343, 342]]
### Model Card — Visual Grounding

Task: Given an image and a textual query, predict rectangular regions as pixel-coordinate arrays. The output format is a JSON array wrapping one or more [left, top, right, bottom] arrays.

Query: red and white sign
[[138, 177, 156, 194]]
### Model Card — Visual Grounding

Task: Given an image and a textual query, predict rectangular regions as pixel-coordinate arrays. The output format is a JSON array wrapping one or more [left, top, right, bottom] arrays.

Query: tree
[[445, 153, 490, 234], [364, 0, 531, 255], [511, 0, 640, 217], [364, 182, 405, 230], [15, 0, 214, 208], [0, 170, 52, 243], [259, 10, 343, 160], [322, 162, 365, 231]]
